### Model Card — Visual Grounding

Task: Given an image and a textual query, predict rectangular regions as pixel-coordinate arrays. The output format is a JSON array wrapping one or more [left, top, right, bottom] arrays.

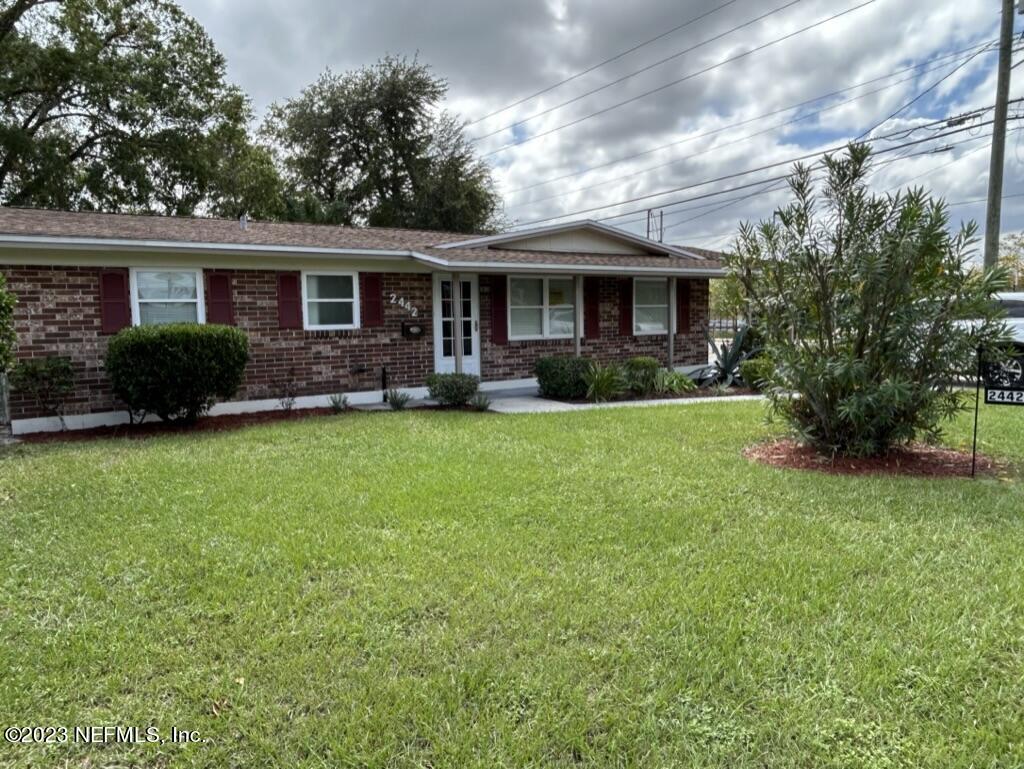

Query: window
[[302, 271, 359, 330], [634, 278, 670, 335], [131, 268, 204, 326], [509, 276, 576, 339]]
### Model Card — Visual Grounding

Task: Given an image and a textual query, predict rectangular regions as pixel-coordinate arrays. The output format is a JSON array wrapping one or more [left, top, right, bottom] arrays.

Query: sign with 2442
[[982, 349, 1024, 407]]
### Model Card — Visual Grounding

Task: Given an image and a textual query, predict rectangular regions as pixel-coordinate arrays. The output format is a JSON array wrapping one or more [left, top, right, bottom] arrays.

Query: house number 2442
[[389, 293, 419, 317]]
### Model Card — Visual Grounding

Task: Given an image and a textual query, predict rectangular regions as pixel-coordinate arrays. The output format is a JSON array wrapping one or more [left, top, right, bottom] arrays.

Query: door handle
[[474, 320, 479, 332]]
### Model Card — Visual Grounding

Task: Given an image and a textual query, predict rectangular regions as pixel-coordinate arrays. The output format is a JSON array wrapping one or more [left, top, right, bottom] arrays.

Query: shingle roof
[[0, 207, 724, 273]]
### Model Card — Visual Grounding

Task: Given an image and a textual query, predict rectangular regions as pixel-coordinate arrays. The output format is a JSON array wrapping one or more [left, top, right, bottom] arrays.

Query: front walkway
[[484, 384, 762, 414]]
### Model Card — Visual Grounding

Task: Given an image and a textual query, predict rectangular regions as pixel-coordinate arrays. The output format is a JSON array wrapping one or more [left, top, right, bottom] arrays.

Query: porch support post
[[667, 276, 676, 370], [573, 274, 582, 358], [452, 272, 464, 374]]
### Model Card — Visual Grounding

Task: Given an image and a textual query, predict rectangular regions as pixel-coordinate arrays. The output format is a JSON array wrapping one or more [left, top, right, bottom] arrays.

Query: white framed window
[[634, 278, 671, 335], [302, 271, 360, 330], [130, 268, 205, 326], [508, 275, 576, 340]]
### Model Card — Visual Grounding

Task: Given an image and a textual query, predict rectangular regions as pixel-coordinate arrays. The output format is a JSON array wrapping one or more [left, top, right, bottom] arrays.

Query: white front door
[[433, 273, 481, 375]]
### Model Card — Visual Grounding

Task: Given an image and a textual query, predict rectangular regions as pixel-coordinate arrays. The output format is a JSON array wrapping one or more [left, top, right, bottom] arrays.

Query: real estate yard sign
[[972, 346, 1024, 476], [982, 351, 1024, 406]]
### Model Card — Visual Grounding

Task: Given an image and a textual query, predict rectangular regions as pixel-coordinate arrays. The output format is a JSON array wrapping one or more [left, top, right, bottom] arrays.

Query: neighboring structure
[[0, 208, 724, 433]]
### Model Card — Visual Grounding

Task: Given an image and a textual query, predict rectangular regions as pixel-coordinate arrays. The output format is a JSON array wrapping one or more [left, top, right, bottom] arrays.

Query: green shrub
[[739, 357, 774, 390], [10, 356, 75, 427], [583, 363, 625, 403], [653, 369, 697, 396], [426, 373, 479, 407], [534, 356, 591, 400], [0, 273, 15, 375], [624, 356, 660, 395], [105, 323, 249, 424], [728, 144, 1011, 456], [386, 388, 411, 410], [328, 393, 349, 413], [470, 392, 492, 412]]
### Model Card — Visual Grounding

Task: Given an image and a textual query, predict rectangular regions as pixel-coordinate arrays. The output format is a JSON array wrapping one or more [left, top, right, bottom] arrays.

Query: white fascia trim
[[432, 220, 705, 260], [11, 378, 539, 434], [0, 234, 414, 260]]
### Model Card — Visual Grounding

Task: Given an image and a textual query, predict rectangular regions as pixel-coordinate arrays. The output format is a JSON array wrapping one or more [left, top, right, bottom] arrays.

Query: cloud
[[178, 0, 1023, 247]]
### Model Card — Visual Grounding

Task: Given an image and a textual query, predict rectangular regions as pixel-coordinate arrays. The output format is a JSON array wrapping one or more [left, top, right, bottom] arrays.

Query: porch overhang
[[409, 250, 726, 278]]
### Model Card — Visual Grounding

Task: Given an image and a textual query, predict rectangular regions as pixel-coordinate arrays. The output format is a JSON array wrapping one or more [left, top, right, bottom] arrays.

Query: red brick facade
[[479, 276, 709, 381], [2, 265, 709, 422]]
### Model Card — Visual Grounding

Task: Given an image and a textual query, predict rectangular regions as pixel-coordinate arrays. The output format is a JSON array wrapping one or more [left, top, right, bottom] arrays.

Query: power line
[[854, 41, 996, 141], [480, 0, 878, 158], [504, 67, 995, 211], [465, 0, 743, 127], [502, 39, 997, 196], [514, 114, 1020, 226], [949, 191, 1024, 207], [471, 0, 806, 142]]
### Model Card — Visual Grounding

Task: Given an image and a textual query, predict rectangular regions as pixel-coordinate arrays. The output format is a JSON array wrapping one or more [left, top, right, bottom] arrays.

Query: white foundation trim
[[10, 377, 540, 435]]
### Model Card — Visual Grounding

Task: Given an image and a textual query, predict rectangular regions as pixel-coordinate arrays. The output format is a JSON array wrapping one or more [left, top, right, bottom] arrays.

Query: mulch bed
[[744, 439, 1001, 478], [554, 387, 759, 405], [17, 407, 340, 444]]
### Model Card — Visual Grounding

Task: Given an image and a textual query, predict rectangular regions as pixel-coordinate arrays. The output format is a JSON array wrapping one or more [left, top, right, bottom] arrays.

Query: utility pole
[[983, 0, 1019, 270]]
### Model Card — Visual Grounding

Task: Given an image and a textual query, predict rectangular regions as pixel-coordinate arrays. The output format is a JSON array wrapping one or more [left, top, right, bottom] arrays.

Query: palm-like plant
[[693, 326, 759, 387]]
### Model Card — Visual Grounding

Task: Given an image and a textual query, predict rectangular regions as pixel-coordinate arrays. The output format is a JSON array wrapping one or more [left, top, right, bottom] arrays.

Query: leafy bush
[[0, 274, 15, 374], [653, 369, 697, 396], [386, 388, 411, 410], [105, 323, 249, 424], [10, 356, 75, 428], [583, 363, 625, 403], [470, 392, 492, 412], [624, 356, 660, 396], [728, 143, 1011, 457], [328, 393, 349, 413], [425, 373, 479, 407], [692, 326, 758, 388], [739, 357, 774, 391], [534, 356, 592, 400]]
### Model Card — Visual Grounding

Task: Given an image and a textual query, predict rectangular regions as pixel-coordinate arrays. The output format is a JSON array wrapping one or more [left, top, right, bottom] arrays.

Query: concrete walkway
[[485, 384, 762, 414]]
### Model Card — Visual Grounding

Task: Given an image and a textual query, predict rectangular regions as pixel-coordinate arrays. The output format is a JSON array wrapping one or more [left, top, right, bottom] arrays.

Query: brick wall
[[1, 266, 711, 422], [2, 266, 434, 421], [478, 276, 709, 381]]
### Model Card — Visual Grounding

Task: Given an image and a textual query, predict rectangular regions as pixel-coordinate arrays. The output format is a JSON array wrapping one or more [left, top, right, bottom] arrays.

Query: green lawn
[[2, 401, 1023, 768]]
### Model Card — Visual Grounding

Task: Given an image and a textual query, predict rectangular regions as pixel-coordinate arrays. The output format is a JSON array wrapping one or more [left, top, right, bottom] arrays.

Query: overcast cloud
[[179, 0, 1022, 250]]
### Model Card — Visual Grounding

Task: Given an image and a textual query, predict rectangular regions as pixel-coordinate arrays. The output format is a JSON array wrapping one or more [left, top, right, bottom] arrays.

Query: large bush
[[425, 373, 479, 407], [534, 356, 591, 400], [728, 144, 1010, 457], [105, 324, 249, 424], [0, 274, 15, 375], [624, 356, 660, 396]]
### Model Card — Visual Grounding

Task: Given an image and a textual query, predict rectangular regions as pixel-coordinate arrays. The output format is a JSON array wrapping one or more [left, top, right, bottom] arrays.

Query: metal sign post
[[974, 344, 1024, 477]]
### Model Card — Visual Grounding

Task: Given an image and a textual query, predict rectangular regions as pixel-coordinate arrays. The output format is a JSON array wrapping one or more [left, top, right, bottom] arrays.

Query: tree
[[998, 232, 1024, 290], [263, 56, 500, 232], [728, 144, 1010, 458], [0, 0, 282, 216]]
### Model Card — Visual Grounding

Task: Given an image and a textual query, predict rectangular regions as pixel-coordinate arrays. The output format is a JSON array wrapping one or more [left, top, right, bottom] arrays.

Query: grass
[[1, 400, 1023, 768]]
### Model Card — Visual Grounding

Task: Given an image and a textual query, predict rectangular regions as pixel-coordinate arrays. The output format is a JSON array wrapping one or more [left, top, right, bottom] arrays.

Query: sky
[[177, 0, 1023, 251]]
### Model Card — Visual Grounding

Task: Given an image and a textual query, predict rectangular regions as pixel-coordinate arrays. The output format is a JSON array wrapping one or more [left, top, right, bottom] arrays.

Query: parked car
[[996, 292, 1024, 345]]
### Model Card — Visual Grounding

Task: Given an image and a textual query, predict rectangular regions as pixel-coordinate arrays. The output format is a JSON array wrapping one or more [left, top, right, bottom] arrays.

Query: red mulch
[[18, 407, 339, 444], [744, 439, 1001, 478]]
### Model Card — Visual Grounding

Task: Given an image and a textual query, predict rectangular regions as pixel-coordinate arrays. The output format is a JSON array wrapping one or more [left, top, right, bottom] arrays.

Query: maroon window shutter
[[490, 275, 508, 345], [584, 277, 601, 340], [360, 273, 384, 327], [618, 277, 633, 336], [677, 279, 691, 334], [277, 272, 302, 329], [99, 269, 131, 334], [206, 272, 235, 325]]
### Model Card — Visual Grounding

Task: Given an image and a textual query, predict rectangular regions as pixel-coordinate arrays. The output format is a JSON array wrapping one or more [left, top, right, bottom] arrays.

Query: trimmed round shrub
[[624, 356, 660, 395], [105, 323, 249, 423], [534, 356, 592, 400], [739, 357, 774, 391], [425, 373, 480, 407]]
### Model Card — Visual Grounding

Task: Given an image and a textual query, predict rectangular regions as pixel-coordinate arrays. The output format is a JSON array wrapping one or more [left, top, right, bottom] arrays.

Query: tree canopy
[[263, 56, 501, 232], [0, 0, 281, 217], [728, 144, 1011, 457]]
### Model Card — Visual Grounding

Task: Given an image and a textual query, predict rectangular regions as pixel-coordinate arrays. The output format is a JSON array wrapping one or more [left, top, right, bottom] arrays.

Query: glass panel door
[[433, 274, 480, 375]]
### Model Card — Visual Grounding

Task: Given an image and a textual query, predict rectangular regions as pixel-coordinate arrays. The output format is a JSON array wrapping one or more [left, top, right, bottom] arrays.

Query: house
[[0, 207, 725, 433]]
